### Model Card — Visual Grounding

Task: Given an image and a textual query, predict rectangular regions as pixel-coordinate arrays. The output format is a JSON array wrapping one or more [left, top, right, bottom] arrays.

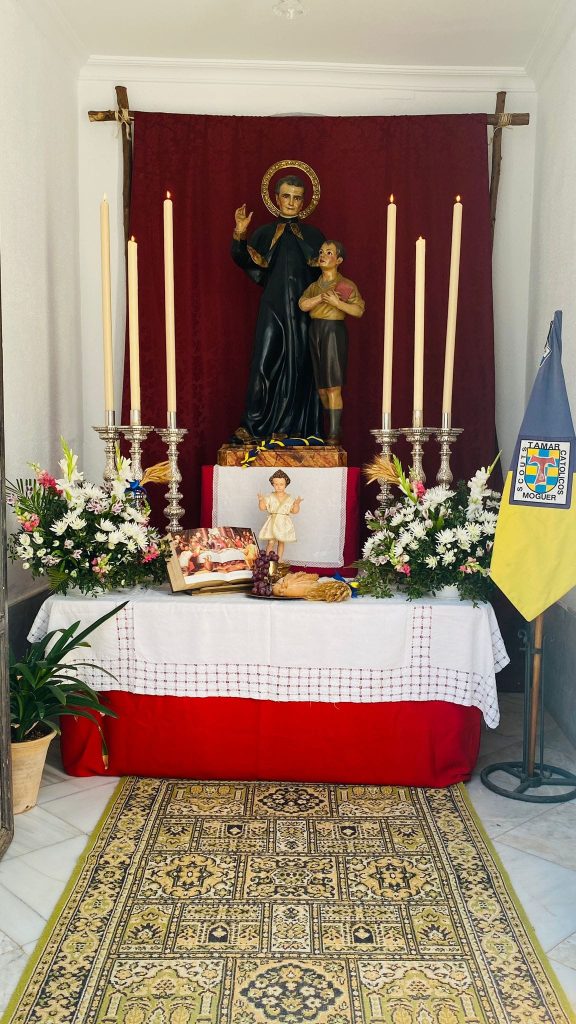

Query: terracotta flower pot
[[11, 730, 56, 814]]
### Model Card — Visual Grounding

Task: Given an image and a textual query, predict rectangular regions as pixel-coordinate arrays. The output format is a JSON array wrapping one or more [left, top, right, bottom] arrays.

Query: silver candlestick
[[371, 420, 401, 510], [93, 412, 121, 484], [157, 416, 187, 534], [402, 420, 432, 484], [435, 415, 463, 487], [121, 419, 154, 484]]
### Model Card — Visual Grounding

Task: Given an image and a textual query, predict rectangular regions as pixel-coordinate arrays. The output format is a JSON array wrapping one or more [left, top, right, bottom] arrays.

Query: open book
[[167, 526, 259, 593]]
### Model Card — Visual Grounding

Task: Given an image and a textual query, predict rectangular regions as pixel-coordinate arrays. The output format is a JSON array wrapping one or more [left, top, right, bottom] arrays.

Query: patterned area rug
[[3, 779, 574, 1024]]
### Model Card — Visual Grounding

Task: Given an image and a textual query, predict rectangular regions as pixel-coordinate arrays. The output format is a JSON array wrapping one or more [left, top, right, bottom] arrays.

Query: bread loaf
[[272, 571, 319, 598]]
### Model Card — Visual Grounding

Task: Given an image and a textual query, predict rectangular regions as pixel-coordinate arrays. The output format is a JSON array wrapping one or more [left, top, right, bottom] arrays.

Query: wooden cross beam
[[89, 86, 132, 250], [89, 86, 530, 254], [488, 91, 529, 249]]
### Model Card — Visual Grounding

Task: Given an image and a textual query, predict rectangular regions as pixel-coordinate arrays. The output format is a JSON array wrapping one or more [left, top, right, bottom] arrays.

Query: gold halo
[[261, 160, 320, 219]]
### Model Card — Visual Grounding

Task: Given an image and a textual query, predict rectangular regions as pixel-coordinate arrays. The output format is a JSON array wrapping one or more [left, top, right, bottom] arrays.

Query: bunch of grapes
[[251, 549, 278, 596]]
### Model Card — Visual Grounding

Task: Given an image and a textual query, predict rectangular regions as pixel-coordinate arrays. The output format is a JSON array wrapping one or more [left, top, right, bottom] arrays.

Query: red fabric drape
[[123, 113, 494, 529], [60, 694, 482, 786]]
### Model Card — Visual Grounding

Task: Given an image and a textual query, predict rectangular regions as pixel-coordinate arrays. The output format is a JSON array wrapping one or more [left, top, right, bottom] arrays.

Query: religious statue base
[[217, 443, 347, 468]]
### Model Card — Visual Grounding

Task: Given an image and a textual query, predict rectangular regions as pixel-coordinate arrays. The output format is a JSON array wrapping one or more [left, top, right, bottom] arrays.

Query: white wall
[[77, 60, 537, 482], [0, 0, 84, 600], [527, 10, 576, 612]]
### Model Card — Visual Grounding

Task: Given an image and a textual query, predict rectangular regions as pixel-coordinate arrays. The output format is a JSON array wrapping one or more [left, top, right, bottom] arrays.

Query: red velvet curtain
[[123, 112, 494, 529]]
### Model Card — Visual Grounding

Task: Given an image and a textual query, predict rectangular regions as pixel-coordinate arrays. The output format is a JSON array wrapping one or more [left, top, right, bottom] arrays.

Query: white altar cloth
[[29, 586, 508, 727]]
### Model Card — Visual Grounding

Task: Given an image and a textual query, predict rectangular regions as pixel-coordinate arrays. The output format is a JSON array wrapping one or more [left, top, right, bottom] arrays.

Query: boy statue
[[299, 240, 365, 444]]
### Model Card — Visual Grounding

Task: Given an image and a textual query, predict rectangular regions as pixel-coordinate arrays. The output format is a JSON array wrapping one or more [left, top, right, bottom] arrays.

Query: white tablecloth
[[29, 586, 507, 727]]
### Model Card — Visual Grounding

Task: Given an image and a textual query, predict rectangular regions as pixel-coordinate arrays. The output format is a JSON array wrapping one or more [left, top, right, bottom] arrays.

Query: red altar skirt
[[60, 693, 482, 787]]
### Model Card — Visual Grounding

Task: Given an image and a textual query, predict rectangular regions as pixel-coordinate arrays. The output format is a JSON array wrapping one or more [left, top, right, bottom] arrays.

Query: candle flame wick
[[166, 190, 171, 199], [103, 193, 108, 201], [456, 194, 461, 202], [130, 235, 135, 242], [389, 194, 394, 203]]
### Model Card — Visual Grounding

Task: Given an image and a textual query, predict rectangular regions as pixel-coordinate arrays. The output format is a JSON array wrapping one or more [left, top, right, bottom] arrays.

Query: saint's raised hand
[[234, 203, 253, 234]]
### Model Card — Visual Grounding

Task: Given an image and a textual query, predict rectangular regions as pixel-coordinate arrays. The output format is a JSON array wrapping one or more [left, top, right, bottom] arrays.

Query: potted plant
[[9, 602, 126, 813]]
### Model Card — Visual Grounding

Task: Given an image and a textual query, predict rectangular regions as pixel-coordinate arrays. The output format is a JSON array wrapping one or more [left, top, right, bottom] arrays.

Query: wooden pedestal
[[217, 443, 347, 467]]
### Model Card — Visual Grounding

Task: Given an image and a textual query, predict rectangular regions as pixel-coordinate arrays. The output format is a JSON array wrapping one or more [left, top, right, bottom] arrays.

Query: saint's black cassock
[[231, 215, 325, 439]]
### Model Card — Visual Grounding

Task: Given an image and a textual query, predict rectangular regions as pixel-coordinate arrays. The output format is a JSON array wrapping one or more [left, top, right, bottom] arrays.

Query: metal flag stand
[[481, 611, 576, 803]]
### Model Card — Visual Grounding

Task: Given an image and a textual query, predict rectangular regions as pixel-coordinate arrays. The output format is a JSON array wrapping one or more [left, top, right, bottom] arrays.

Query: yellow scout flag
[[491, 311, 576, 620]]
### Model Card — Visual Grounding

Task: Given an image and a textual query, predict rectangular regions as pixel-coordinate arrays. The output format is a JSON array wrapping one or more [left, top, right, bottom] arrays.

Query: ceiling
[[49, 0, 561, 68]]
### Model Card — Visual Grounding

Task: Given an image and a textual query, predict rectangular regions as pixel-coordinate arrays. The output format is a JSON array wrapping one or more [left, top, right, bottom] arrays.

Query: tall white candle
[[382, 195, 396, 425], [413, 236, 426, 425], [442, 195, 463, 420], [127, 236, 141, 419], [163, 191, 177, 417], [100, 195, 114, 414]]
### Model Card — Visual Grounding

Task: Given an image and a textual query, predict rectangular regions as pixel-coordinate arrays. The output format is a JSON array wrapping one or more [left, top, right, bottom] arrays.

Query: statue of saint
[[231, 173, 325, 441], [299, 240, 365, 444]]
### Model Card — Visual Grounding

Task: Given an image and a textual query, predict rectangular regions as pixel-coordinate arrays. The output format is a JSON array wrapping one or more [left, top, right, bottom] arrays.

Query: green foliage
[[9, 602, 126, 743]]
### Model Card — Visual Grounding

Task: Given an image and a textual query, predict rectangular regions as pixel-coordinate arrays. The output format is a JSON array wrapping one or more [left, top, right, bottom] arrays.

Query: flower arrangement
[[356, 456, 500, 603], [7, 440, 169, 595]]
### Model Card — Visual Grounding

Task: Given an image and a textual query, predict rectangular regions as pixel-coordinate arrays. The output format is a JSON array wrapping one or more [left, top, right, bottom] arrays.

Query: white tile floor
[[0, 693, 575, 1015]]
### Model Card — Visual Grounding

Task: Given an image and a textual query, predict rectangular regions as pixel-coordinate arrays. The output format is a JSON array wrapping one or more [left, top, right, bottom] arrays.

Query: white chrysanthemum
[[119, 521, 148, 549], [50, 517, 69, 536], [466, 522, 482, 542], [442, 550, 456, 565], [422, 486, 454, 509], [410, 521, 427, 540], [390, 512, 406, 527], [436, 528, 455, 546], [363, 536, 378, 558], [32, 531, 43, 544], [393, 541, 405, 558], [67, 515, 86, 531], [425, 555, 439, 569], [81, 483, 106, 501], [95, 531, 107, 542], [97, 518, 116, 532], [18, 534, 31, 548], [455, 526, 472, 550], [106, 530, 123, 548]]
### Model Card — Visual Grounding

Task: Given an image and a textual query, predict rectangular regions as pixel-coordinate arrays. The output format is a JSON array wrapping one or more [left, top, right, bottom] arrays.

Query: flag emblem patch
[[512, 439, 571, 507]]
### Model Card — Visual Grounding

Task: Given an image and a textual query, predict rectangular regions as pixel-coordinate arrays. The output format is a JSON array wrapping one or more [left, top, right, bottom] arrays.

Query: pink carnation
[[37, 470, 57, 489], [22, 514, 40, 532], [397, 563, 411, 576], [413, 481, 426, 498], [459, 563, 473, 574], [142, 544, 160, 563]]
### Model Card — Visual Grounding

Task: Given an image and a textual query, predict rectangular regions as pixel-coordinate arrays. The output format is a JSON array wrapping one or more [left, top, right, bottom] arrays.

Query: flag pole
[[526, 612, 544, 778], [481, 610, 576, 802]]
